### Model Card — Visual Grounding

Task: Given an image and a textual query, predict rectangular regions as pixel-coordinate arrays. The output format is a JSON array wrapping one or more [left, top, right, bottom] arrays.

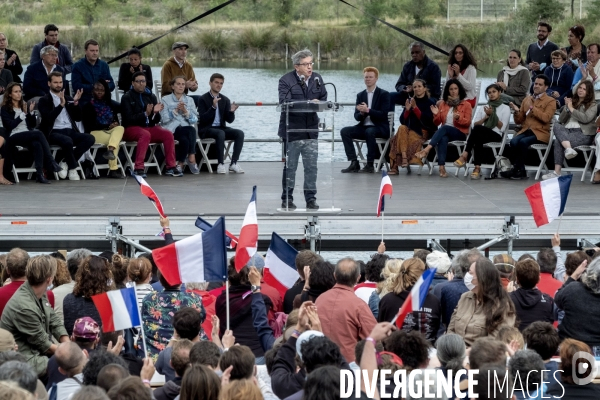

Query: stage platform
[[1, 162, 599, 252]]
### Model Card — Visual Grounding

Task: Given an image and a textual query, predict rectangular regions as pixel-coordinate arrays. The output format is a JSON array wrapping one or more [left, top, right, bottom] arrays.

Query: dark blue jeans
[[428, 125, 465, 165], [509, 130, 544, 170], [281, 139, 318, 202], [173, 125, 197, 163], [200, 126, 245, 164], [48, 128, 95, 169], [340, 125, 388, 163]]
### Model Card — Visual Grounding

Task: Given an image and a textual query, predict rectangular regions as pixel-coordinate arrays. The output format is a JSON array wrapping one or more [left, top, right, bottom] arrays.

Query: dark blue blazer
[[277, 71, 328, 141], [352, 86, 390, 136], [394, 56, 442, 100], [23, 62, 65, 101]]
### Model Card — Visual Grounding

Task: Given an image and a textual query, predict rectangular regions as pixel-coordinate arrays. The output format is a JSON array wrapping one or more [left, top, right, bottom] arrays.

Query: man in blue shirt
[[71, 39, 115, 105]]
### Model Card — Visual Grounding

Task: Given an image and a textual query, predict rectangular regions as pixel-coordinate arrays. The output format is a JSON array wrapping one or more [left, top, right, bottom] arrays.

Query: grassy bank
[[2, 17, 600, 64]]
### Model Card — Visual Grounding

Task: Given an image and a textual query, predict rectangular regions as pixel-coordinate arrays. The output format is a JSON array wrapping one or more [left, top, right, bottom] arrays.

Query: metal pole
[[317, 42, 320, 62], [580, 0, 582, 19], [285, 43, 288, 61], [447, 0, 449, 23], [480, 0, 483, 21], [507, 237, 513, 258]]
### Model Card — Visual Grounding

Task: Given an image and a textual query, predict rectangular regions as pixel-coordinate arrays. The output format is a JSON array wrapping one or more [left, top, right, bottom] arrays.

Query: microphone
[[299, 75, 306, 87], [315, 77, 321, 89]]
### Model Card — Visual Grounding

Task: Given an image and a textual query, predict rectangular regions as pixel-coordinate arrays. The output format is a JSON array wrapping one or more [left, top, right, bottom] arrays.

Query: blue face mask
[[464, 272, 476, 291]]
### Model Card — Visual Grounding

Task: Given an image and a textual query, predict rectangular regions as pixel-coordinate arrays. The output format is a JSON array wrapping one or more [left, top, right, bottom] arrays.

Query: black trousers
[[340, 125, 388, 163], [464, 125, 502, 166], [48, 128, 95, 169], [200, 126, 245, 164], [6, 129, 55, 174], [173, 126, 197, 163]]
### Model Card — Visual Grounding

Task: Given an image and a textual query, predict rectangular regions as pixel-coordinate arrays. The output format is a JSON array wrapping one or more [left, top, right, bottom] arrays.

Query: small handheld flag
[[264, 232, 299, 299], [235, 186, 258, 272], [377, 170, 393, 217], [524, 175, 572, 227], [391, 268, 436, 329], [91, 287, 141, 332], [195, 216, 239, 249], [152, 217, 228, 285], [131, 173, 166, 218]]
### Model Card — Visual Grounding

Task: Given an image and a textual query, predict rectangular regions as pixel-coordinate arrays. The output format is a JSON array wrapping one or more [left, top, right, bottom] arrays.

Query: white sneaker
[[542, 171, 561, 180], [58, 161, 68, 179], [68, 169, 80, 181], [564, 148, 578, 160], [216, 163, 227, 174], [229, 163, 245, 174]]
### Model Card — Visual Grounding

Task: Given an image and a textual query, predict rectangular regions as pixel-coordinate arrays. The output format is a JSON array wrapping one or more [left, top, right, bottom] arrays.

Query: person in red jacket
[[415, 78, 472, 177], [536, 247, 562, 297]]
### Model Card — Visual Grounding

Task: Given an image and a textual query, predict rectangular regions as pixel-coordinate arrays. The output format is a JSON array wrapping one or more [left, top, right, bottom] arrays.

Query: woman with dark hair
[[388, 79, 437, 173], [303, 365, 341, 400], [544, 49, 575, 107], [377, 258, 440, 343], [546, 338, 600, 398], [543, 80, 597, 180], [0, 82, 62, 184], [446, 44, 478, 108], [448, 258, 516, 346], [63, 255, 115, 336], [496, 49, 530, 105], [415, 78, 472, 177], [215, 259, 272, 362], [453, 83, 511, 179], [160, 76, 200, 174], [179, 364, 220, 400], [139, 271, 205, 361], [562, 24, 587, 71], [82, 79, 125, 179], [299, 259, 335, 304], [117, 48, 153, 92]]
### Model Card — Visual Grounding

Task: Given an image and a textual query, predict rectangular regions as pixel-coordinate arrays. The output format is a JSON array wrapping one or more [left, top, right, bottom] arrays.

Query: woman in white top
[[543, 80, 597, 180], [127, 257, 155, 310], [0, 82, 61, 184], [453, 83, 511, 180], [160, 75, 200, 174], [446, 44, 478, 108]]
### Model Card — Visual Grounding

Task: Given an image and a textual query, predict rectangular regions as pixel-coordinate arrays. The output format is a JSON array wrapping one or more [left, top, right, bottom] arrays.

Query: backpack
[[487, 156, 512, 179]]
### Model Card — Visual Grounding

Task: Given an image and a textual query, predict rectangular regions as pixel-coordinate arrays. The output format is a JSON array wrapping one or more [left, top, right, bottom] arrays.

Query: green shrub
[[197, 30, 229, 59]]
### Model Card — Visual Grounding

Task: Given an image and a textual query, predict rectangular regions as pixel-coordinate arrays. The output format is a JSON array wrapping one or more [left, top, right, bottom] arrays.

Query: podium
[[276, 100, 343, 213]]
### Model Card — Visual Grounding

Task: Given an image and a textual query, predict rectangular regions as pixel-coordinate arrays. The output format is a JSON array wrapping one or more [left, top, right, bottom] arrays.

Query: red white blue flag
[[91, 287, 140, 332], [235, 186, 258, 272], [377, 170, 393, 217], [391, 268, 436, 329], [195, 216, 239, 249], [524, 175, 572, 227], [131, 173, 166, 218], [264, 232, 299, 298]]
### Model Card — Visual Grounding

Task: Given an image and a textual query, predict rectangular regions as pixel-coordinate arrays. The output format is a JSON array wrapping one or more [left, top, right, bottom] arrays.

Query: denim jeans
[[509, 130, 544, 170], [428, 125, 466, 165], [281, 139, 318, 202]]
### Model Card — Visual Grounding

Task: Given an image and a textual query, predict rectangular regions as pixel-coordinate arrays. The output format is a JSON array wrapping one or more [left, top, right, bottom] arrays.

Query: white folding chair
[[154, 80, 162, 101], [120, 142, 162, 175], [196, 138, 234, 173], [11, 147, 37, 183], [352, 111, 393, 173], [49, 145, 86, 180], [526, 119, 556, 180], [560, 144, 597, 182], [89, 142, 126, 177]]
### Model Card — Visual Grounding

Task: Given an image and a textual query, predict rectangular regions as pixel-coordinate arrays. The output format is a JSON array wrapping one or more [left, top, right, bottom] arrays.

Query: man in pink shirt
[[0, 248, 55, 317], [316, 258, 377, 362]]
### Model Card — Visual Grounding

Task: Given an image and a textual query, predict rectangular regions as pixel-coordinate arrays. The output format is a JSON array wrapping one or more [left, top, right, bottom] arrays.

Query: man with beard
[[526, 22, 559, 88]]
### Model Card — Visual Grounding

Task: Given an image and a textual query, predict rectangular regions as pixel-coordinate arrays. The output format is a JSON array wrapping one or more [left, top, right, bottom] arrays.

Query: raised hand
[[58, 89, 66, 106], [404, 98, 412, 111], [248, 266, 261, 286], [212, 96, 220, 108], [73, 89, 83, 102], [146, 103, 153, 116], [230, 101, 239, 112], [430, 104, 439, 115], [28, 101, 35, 114], [153, 103, 163, 113]]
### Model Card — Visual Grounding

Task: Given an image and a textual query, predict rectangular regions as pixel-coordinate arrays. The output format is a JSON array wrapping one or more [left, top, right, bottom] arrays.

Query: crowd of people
[[0, 218, 599, 399]]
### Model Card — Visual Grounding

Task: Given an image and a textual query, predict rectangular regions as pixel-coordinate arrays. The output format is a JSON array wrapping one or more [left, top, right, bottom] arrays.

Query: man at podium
[[278, 49, 328, 210]]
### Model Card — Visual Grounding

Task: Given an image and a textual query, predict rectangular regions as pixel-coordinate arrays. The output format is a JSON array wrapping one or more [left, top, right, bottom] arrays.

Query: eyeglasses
[[134, 80, 146, 83], [296, 62, 314, 67]]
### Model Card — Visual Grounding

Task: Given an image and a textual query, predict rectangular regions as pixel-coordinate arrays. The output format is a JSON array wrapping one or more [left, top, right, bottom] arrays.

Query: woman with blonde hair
[[368, 258, 403, 318], [127, 257, 154, 309], [219, 379, 262, 400], [377, 258, 441, 343]]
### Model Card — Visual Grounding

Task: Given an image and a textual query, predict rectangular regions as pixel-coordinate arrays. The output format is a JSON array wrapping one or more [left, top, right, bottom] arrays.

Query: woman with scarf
[[82, 79, 125, 179], [388, 79, 437, 174], [453, 83, 511, 179], [415, 79, 472, 178], [542, 80, 597, 180], [544, 49, 574, 107], [496, 49, 530, 106], [446, 44, 478, 108]]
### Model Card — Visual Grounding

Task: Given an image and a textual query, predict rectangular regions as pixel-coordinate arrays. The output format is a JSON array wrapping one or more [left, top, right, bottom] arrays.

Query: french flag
[[391, 268, 436, 329], [524, 175, 572, 227], [263, 232, 299, 299], [152, 216, 228, 286], [235, 186, 258, 272], [131, 173, 166, 218], [91, 287, 141, 332], [195, 216, 239, 249], [377, 170, 393, 217]]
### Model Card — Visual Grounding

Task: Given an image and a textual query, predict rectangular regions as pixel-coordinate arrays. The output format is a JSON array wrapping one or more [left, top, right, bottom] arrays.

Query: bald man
[[48, 342, 87, 400], [315, 258, 377, 362]]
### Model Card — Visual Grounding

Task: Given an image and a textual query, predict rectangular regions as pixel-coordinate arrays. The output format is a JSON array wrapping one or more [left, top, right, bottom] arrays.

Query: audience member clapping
[[446, 44, 478, 107], [544, 49, 574, 106], [563, 24, 587, 70], [496, 49, 530, 105]]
